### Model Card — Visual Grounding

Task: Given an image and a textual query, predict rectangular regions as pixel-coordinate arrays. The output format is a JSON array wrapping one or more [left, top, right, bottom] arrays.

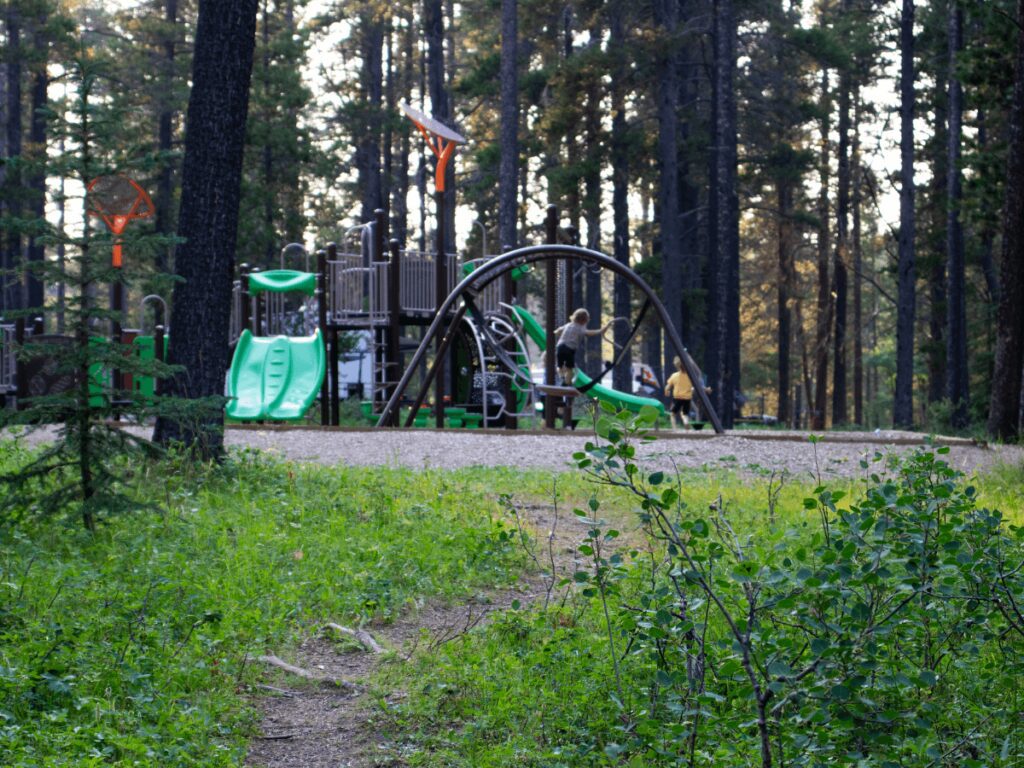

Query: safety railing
[[0, 324, 16, 394], [328, 252, 374, 325]]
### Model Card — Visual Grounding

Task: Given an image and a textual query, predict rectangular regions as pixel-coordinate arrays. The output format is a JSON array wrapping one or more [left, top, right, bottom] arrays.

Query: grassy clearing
[[0, 443, 524, 766], [368, 435, 1024, 767], [1, 431, 1021, 767]]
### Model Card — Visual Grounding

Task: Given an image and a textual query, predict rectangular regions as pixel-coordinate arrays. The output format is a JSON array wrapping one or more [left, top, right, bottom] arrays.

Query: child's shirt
[[666, 370, 694, 399], [557, 322, 586, 350]]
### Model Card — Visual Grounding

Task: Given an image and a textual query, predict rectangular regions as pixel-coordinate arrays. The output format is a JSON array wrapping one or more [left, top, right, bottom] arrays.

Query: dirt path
[[244, 499, 596, 768]]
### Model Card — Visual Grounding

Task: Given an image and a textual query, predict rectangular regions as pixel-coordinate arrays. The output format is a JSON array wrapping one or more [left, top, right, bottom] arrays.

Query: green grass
[[0, 444, 525, 766], [1, 433, 1021, 767]]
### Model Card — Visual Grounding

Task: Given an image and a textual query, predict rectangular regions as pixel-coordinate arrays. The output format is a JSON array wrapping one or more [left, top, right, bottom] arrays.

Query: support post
[[251, 267, 262, 336], [317, 249, 329, 426], [387, 238, 402, 426], [111, 278, 124, 403], [544, 205, 558, 429], [240, 263, 251, 333], [15, 317, 26, 403], [434, 189, 447, 428], [404, 301, 469, 427], [502, 242, 517, 430], [326, 243, 341, 426], [154, 324, 165, 397]]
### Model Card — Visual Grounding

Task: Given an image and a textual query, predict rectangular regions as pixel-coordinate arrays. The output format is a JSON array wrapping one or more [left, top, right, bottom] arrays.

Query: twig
[[256, 654, 359, 690], [258, 733, 296, 740], [255, 683, 298, 697], [322, 623, 386, 654]]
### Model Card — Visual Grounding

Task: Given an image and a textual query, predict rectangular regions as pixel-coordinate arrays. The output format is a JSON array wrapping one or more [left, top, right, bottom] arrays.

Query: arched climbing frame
[[377, 244, 724, 434]]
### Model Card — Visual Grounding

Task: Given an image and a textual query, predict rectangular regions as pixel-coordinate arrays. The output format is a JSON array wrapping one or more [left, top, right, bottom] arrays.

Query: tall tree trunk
[[392, 8, 413, 245], [155, 0, 179, 274], [609, 0, 632, 392], [832, 45, 851, 426], [498, 0, 518, 251], [359, 10, 384, 224], [777, 180, 793, 425], [25, 8, 48, 314], [656, 0, 681, 382], [583, 23, 602, 377], [945, 0, 969, 428], [154, 0, 259, 454], [988, 0, 1024, 440], [424, 0, 453, 249], [813, 68, 831, 430], [893, 0, 916, 428], [3, 3, 23, 314], [708, 0, 738, 428], [852, 85, 864, 425]]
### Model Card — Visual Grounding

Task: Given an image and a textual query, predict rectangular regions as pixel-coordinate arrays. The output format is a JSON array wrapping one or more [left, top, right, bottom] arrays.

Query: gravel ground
[[222, 427, 1019, 481], [10, 425, 1021, 481]]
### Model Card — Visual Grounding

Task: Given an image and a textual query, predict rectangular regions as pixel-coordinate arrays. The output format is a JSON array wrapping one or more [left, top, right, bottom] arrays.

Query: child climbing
[[664, 356, 704, 429], [553, 309, 617, 386]]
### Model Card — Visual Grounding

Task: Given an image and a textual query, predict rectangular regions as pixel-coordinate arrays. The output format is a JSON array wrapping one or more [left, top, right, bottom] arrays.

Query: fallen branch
[[256, 654, 358, 690], [258, 733, 295, 740], [322, 623, 386, 654], [255, 683, 298, 697]]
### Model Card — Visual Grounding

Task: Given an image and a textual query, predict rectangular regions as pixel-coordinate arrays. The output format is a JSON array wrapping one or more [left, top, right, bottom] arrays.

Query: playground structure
[[0, 176, 169, 411], [225, 101, 720, 432], [0, 128, 722, 434], [225, 199, 721, 433]]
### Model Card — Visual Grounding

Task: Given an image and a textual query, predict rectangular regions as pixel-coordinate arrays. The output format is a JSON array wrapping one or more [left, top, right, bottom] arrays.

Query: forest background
[[2, 0, 1024, 438]]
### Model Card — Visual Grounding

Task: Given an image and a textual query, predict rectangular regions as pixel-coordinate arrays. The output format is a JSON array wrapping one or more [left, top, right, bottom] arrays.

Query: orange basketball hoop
[[87, 175, 154, 268]]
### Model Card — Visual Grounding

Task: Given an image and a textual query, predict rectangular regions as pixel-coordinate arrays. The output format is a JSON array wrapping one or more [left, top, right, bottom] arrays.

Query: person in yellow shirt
[[664, 356, 695, 429]]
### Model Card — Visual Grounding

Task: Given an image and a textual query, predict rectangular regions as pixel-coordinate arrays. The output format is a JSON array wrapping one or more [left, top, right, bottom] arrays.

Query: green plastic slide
[[509, 304, 665, 416], [573, 370, 665, 416], [226, 329, 325, 421]]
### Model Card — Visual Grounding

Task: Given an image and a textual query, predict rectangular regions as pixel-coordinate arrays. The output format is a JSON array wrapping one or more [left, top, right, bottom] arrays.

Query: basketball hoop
[[87, 175, 154, 268]]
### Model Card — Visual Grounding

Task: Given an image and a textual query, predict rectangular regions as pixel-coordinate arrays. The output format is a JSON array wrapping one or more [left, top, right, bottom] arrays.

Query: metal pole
[[326, 242, 341, 426], [501, 242, 517, 430], [544, 205, 558, 429], [388, 238, 403, 426], [403, 301, 469, 428], [317, 249, 329, 426], [240, 264, 251, 333], [154, 324, 165, 397], [434, 190, 447, 428]]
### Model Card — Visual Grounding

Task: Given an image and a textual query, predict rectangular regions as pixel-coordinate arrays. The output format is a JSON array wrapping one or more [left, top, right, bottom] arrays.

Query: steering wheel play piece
[[87, 175, 154, 268]]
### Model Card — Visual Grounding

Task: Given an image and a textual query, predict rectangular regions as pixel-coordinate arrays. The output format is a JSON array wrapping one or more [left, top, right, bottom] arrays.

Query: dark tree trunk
[[583, 22, 602, 377], [852, 85, 864, 425], [656, 0, 681, 381], [813, 68, 831, 430], [392, 9, 413, 245], [153, 0, 259, 454], [777, 180, 793, 425], [155, 0, 179, 274], [25, 8, 47, 314], [359, 11, 384, 223], [708, 0, 738, 428], [498, 0, 518, 251], [424, 0, 454, 249], [945, 0, 969, 428], [610, 0, 632, 392], [383, 17, 394, 222], [988, 0, 1024, 441], [894, 0, 916, 428], [3, 3, 23, 314], [832, 51, 851, 426], [678, 25, 702, 362]]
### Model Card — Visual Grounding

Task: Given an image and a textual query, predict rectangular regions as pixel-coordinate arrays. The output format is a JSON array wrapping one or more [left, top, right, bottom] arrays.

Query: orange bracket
[[401, 102, 466, 195]]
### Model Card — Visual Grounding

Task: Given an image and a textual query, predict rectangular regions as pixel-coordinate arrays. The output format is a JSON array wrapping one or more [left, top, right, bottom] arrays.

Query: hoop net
[[86, 175, 154, 267]]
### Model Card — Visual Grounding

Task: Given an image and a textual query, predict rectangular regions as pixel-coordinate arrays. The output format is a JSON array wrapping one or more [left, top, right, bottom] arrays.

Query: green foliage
[[378, 408, 1024, 766], [0, 446, 523, 765]]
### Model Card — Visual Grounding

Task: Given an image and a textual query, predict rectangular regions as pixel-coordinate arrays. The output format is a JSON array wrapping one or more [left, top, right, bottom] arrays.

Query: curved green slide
[[227, 329, 326, 421], [508, 305, 664, 416]]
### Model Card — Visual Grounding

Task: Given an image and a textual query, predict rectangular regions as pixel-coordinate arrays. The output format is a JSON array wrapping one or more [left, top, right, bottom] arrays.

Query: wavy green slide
[[508, 305, 664, 416], [227, 329, 326, 421]]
